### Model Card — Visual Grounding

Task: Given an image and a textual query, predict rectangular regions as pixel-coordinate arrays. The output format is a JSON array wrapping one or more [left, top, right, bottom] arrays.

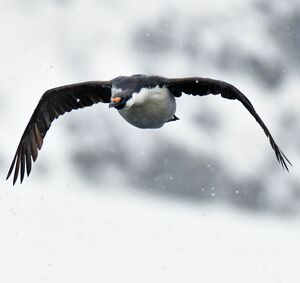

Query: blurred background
[[0, 0, 299, 282]]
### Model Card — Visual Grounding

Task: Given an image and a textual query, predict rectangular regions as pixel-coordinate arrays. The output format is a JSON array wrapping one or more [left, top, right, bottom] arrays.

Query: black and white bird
[[7, 74, 291, 184]]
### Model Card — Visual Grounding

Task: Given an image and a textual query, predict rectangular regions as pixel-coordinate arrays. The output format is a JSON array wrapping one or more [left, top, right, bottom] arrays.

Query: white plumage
[[118, 86, 176, 129], [6, 74, 291, 185]]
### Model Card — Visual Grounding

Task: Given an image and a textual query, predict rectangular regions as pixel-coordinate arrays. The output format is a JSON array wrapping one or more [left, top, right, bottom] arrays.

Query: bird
[[6, 74, 291, 185]]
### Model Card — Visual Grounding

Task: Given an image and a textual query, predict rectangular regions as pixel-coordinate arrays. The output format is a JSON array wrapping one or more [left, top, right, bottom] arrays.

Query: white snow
[[0, 187, 299, 283]]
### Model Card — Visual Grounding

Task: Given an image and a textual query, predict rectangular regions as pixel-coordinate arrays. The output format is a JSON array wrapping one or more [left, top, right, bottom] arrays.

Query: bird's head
[[109, 89, 133, 110]]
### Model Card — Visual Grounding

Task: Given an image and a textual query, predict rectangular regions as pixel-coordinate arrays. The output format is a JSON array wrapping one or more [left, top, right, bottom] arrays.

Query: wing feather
[[166, 77, 291, 171], [7, 81, 112, 184]]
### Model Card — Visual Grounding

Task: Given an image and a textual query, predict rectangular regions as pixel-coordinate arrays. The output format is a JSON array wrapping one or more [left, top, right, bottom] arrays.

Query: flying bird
[[7, 74, 291, 184]]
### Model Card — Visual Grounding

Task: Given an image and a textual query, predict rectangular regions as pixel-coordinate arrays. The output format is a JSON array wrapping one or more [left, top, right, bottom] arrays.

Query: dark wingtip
[[6, 153, 17, 185], [6, 168, 12, 180], [6, 173, 11, 181], [273, 143, 292, 172], [280, 151, 292, 172], [12, 153, 20, 186]]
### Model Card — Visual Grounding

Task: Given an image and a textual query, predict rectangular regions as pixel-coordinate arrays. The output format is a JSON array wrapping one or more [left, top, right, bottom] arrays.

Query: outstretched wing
[[7, 81, 112, 185], [166, 77, 291, 171]]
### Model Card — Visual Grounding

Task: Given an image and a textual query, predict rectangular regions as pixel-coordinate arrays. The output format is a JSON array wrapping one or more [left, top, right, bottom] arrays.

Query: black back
[[112, 74, 167, 92]]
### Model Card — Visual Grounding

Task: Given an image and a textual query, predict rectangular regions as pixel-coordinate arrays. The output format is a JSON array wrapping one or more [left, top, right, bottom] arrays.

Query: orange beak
[[111, 97, 121, 103]]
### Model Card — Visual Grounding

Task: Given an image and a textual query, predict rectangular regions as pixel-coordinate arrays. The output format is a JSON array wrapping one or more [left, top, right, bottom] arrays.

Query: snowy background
[[1, 0, 300, 282]]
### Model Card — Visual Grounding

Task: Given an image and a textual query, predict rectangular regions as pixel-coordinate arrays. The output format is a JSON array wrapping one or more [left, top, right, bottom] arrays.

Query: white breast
[[118, 86, 176, 129]]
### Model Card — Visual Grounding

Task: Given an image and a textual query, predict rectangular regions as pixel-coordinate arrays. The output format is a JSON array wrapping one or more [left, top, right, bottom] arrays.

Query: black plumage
[[6, 75, 291, 185], [165, 77, 291, 171], [7, 81, 111, 184]]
